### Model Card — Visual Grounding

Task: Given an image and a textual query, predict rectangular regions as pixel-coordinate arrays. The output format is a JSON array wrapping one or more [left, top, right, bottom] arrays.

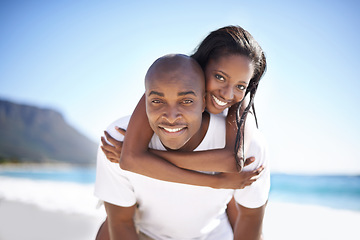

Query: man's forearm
[[104, 202, 138, 240], [233, 203, 266, 240], [107, 219, 138, 240]]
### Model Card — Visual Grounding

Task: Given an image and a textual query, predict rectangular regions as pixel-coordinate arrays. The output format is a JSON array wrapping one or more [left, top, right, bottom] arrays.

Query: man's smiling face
[[145, 55, 205, 150]]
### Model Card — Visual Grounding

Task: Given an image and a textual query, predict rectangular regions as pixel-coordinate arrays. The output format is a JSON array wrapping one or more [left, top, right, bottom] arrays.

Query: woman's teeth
[[212, 95, 227, 107]]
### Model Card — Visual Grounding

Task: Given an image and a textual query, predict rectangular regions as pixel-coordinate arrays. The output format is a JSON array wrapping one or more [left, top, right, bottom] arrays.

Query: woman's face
[[204, 54, 254, 114]]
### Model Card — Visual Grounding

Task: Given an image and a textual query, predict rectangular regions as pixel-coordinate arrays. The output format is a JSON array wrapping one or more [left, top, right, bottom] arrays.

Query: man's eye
[[152, 99, 161, 104], [215, 74, 225, 82], [182, 99, 193, 104]]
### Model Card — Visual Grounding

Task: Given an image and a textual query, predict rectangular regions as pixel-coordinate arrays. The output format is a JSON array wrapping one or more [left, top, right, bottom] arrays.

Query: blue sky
[[1, 0, 359, 174]]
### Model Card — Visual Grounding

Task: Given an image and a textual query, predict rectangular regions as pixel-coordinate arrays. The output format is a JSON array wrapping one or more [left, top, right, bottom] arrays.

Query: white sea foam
[[0, 176, 105, 217]]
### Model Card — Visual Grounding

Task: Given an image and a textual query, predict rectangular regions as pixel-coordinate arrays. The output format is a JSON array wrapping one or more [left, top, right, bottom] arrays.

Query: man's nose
[[221, 84, 234, 101], [163, 106, 181, 123]]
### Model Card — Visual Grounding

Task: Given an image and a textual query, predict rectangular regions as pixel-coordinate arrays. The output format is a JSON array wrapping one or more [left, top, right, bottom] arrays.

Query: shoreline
[[0, 162, 96, 170], [0, 199, 359, 240]]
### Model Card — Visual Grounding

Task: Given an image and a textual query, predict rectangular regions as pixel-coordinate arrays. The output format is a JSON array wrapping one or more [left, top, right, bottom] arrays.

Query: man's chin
[[160, 139, 187, 151], [163, 142, 183, 151]]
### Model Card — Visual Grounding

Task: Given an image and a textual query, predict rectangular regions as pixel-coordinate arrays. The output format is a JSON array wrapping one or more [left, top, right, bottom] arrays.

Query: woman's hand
[[101, 127, 126, 163], [218, 157, 265, 189]]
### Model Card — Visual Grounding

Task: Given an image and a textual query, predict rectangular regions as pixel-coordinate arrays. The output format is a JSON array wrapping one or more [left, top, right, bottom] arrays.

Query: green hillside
[[0, 99, 98, 165]]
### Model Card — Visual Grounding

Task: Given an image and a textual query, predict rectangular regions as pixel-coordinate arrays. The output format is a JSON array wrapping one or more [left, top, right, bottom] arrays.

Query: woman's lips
[[211, 94, 228, 108]]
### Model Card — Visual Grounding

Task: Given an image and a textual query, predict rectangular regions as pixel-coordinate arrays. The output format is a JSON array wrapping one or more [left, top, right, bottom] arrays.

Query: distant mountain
[[0, 99, 98, 165]]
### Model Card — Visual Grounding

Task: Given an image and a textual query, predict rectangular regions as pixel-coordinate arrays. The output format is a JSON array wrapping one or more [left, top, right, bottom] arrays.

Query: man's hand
[[101, 127, 126, 163]]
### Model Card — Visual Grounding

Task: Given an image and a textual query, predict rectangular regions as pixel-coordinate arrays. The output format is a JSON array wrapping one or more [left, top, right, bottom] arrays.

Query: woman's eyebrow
[[218, 70, 230, 78], [218, 70, 249, 84]]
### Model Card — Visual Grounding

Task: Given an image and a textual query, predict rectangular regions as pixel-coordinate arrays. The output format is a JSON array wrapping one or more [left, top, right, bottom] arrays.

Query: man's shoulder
[[106, 116, 131, 130], [249, 129, 267, 153], [104, 115, 131, 142]]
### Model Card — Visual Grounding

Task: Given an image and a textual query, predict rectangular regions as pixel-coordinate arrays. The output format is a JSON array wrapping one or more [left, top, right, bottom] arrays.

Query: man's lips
[[158, 124, 187, 134]]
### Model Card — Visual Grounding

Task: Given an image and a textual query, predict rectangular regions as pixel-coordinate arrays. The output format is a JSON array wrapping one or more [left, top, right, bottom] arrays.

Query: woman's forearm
[[118, 94, 224, 188], [121, 149, 224, 188], [149, 148, 238, 173]]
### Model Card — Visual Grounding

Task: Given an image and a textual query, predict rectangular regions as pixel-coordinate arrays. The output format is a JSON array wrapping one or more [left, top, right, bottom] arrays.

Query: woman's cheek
[[205, 76, 217, 92]]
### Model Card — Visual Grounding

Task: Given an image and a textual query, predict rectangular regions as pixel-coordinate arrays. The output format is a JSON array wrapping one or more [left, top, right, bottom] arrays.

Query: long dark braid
[[191, 26, 267, 172], [234, 52, 266, 170]]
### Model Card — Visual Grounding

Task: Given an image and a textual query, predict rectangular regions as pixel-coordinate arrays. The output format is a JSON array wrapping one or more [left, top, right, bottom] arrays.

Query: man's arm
[[233, 203, 267, 240], [226, 196, 239, 231], [104, 202, 138, 240]]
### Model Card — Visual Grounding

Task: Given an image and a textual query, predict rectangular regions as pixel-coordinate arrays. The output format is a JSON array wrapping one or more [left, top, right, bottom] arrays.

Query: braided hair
[[191, 25, 267, 171]]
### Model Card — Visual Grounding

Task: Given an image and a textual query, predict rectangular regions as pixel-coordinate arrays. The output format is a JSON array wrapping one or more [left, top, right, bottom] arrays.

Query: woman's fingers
[[101, 146, 119, 163], [104, 131, 123, 147], [244, 157, 255, 167], [105, 131, 124, 149], [242, 165, 265, 187], [101, 137, 117, 154], [115, 126, 126, 136], [101, 130, 123, 164]]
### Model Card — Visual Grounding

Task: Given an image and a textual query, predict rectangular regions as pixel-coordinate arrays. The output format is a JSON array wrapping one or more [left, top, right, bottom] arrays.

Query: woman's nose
[[221, 84, 234, 101]]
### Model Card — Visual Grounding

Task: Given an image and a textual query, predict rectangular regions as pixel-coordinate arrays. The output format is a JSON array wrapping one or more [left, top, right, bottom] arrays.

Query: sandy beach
[[1, 199, 359, 240], [263, 201, 360, 239], [0, 173, 359, 240], [0, 200, 105, 240]]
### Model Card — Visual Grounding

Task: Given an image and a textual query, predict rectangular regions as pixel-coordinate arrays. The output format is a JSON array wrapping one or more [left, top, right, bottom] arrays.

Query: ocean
[[0, 167, 359, 213]]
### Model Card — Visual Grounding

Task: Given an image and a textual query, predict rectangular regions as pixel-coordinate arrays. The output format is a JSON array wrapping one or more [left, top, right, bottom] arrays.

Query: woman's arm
[[103, 94, 262, 189], [117, 95, 233, 188], [103, 108, 255, 173], [144, 100, 257, 173]]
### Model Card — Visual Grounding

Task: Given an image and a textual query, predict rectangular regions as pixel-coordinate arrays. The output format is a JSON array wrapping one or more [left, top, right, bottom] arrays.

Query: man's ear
[[202, 94, 206, 112]]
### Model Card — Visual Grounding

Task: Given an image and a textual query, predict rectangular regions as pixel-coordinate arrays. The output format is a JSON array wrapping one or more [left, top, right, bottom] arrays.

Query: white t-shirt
[[94, 113, 269, 240]]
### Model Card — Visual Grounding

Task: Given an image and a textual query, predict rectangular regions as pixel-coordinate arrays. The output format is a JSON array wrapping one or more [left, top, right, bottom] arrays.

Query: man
[[95, 54, 269, 239]]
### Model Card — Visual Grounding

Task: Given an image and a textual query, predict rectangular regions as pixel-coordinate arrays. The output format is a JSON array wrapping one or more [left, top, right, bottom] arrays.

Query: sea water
[[0, 167, 359, 213], [269, 174, 360, 211]]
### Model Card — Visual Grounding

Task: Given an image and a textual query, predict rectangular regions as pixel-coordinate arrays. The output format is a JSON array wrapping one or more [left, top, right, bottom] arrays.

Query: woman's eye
[[215, 74, 225, 82], [237, 85, 246, 91]]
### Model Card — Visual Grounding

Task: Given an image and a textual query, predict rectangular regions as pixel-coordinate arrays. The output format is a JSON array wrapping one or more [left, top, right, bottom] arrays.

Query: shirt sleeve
[[233, 130, 270, 208], [94, 116, 137, 207]]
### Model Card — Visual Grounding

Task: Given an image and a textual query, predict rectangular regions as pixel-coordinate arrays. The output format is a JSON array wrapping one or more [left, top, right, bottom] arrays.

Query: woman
[[101, 25, 267, 189]]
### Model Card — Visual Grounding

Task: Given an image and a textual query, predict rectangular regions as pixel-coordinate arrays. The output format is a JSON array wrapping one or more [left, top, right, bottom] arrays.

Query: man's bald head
[[144, 54, 206, 150], [145, 54, 205, 93]]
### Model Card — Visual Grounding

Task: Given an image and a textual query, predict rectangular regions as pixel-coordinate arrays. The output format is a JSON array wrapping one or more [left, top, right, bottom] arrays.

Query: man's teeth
[[212, 95, 227, 106], [163, 127, 183, 133]]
